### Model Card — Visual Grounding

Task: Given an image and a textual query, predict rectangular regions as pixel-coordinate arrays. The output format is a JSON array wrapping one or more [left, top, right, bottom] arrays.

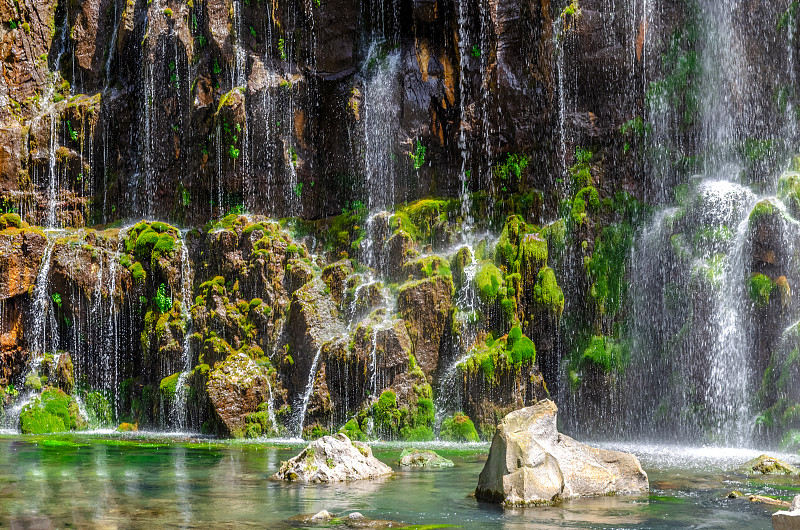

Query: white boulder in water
[[774, 495, 800, 530], [476, 399, 649, 505], [271, 433, 393, 483]]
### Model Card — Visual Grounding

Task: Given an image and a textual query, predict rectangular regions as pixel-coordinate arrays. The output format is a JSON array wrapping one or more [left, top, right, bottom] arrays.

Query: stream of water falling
[[295, 346, 323, 436], [171, 232, 194, 430], [363, 43, 400, 211]]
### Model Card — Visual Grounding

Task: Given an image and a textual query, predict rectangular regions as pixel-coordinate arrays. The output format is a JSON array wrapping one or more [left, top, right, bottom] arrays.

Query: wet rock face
[[0, 224, 46, 299], [206, 352, 268, 436], [272, 433, 393, 483], [476, 400, 649, 505], [397, 275, 453, 376]]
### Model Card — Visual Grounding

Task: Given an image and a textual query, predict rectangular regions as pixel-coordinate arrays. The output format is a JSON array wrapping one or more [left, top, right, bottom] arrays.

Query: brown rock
[[397, 275, 452, 376], [207, 351, 268, 436]]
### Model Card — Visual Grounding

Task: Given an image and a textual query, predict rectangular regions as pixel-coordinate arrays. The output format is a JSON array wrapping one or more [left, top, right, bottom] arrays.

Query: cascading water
[[171, 232, 194, 430], [295, 345, 323, 437], [433, 243, 481, 428], [362, 43, 400, 211]]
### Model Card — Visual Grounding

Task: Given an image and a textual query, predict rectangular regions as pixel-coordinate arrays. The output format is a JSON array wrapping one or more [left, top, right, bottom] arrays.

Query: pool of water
[[0, 433, 795, 528]]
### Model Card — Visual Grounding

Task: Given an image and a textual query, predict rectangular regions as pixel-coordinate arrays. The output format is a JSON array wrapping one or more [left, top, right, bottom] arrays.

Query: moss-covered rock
[[397, 448, 454, 467], [207, 352, 269, 436], [19, 387, 88, 434], [474, 261, 504, 304], [440, 412, 480, 442], [740, 454, 799, 475], [533, 266, 565, 316]]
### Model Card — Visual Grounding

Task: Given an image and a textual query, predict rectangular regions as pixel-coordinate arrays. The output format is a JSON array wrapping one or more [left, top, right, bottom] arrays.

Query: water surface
[[0, 434, 794, 528]]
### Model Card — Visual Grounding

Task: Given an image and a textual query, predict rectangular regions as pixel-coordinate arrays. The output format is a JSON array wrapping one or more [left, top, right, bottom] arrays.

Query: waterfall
[[295, 346, 323, 437], [363, 42, 400, 211], [433, 243, 479, 428], [171, 232, 195, 431]]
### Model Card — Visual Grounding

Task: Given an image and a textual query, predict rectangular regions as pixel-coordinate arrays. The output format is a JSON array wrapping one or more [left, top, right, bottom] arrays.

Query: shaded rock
[[384, 230, 420, 281], [53, 352, 74, 394], [397, 276, 453, 376], [476, 400, 648, 506], [206, 352, 269, 436], [272, 433, 392, 483], [741, 454, 799, 476], [774, 495, 800, 530], [397, 448, 454, 468]]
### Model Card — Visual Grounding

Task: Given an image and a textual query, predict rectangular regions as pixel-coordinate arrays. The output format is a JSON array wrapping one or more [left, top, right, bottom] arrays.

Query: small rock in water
[[741, 454, 799, 475], [727, 490, 743, 499], [310, 510, 332, 522], [475, 399, 649, 506], [773, 494, 800, 530], [347, 512, 365, 520], [271, 433, 393, 483], [397, 448, 454, 468], [749, 495, 790, 508]]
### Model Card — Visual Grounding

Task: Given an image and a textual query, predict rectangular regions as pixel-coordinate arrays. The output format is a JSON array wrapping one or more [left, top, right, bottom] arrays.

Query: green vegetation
[[749, 273, 775, 309], [585, 224, 633, 317], [409, 140, 426, 170], [493, 153, 529, 182], [19, 388, 87, 434], [154, 283, 173, 313], [533, 266, 565, 315], [646, 25, 700, 129], [459, 327, 537, 383], [278, 38, 287, 60], [439, 412, 479, 442], [474, 261, 503, 303]]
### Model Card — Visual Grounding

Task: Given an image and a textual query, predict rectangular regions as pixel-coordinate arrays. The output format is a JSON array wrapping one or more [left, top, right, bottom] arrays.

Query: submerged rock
[[475, 400, 649, 506], [741, 454, 799, 475], [397, 448, 454, 468], [272, 433, 392, 483], [773, 495, 800, 530]]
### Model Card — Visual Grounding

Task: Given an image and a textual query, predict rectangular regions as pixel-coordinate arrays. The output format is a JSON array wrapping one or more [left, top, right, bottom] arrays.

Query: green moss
[[0, 213, 22, 229], [134, 228, 160, 260], [374, 390, 399, 436], [533, 266, 565, 315], [340, 418, 366, 441], [159, 373, 180, 400], [507, 325, 536, 364], [749, 200, 777, 224], [579, 336, 629, 373], [474, 261, 504, 304], [749, 273, 775, 309], [390, 199, 459, 243], [440, 412, 479, 442], [85, 391, 113, 428], [571, 186, 600, 226], [778, 172, 800, 218], [585, 223, 633, 318], [19, 388, 87, 434]]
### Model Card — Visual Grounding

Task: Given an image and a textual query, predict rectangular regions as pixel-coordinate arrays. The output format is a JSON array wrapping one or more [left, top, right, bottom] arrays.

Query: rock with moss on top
[[271, 433, 393, 483], [19, 387, 88, 434], [740, 454, 800, 475], [397, 448, 454, 468]]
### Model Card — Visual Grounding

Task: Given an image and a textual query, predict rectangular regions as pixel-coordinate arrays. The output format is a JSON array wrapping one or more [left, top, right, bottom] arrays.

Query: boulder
[[475, 400, 649, 506], [397, 448, 454, 468], [741, 454, 799, 476], [272, 433, 393, 483], [774, 495, 800, 530], [206, 352, 269, 436]]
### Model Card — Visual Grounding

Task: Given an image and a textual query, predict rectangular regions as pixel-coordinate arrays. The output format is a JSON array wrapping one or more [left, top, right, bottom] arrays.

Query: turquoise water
[[0, 434, 795, 528]]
